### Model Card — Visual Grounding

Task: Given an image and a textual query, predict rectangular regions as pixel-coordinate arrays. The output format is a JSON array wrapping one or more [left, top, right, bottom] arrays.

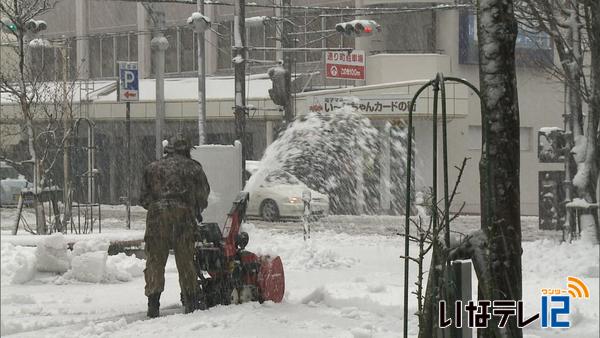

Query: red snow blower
[[190, 192, 285, 309]]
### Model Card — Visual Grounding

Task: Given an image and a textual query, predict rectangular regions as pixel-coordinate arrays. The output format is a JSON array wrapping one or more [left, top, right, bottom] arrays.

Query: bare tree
[[445, 0, 524, 337], [1, 0, 79, 234], [516, 0, 599, 239]]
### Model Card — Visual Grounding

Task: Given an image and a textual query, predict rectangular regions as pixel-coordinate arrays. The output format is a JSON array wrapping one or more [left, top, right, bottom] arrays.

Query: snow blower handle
[[222, 191, 249, 257]]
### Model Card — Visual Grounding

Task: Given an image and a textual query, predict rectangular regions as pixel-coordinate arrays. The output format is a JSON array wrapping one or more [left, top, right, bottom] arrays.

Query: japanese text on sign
[[326, 50, 366, 80], [308, 95, 415, 115]]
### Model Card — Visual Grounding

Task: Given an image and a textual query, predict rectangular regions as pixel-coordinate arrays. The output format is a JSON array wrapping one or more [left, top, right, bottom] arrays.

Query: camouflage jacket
[[140, 153, 210, 215]]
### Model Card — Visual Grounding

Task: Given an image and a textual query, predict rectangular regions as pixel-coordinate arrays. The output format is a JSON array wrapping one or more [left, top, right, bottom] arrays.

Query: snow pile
[[72, 238, 110, 255], [105, 253, 145, 282], [522, 239, 599, 278], [57, 238, 146, 283], [243, 223, 357, 270], [1, 293, 36, 305], [1, 243, 36, 285], [69, 251, 108, 283], [35, 233, 71, 273], [65, 239, 110, 283], [78, 318, 128, 337], [290, 243, 357, 270]]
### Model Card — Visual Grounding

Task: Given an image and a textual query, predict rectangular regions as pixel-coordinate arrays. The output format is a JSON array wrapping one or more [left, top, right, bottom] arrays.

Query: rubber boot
[[147, 293, 160, 318], [183, 294, 196, 314]]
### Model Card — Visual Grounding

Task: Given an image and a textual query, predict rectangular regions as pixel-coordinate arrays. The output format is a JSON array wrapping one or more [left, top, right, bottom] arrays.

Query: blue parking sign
[[118, 62, 139, 102]]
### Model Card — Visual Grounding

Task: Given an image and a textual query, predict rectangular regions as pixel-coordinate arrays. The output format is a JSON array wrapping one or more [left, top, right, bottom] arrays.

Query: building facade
[[0, 0, 574, 216]]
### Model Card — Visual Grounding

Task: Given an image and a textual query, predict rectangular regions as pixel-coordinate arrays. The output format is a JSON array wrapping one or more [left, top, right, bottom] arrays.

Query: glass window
[[459, 10, 553, 65], [165, 28, 178, 73], [101, 36, 115, 77], [217, 21, 232, 70], [370, 4, 435, 54], [0, 166, 19, 180], [129, 33, 138, 61], [180, 28, 195, 72], [116, 35, 130, 62], [265, 170, 300, 185]]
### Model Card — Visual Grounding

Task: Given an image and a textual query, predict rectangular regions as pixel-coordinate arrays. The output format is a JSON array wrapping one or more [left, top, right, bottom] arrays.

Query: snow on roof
[[0, 74, 273, 104]]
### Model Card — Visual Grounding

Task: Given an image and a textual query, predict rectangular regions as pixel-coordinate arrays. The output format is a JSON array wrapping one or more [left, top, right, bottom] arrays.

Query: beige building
[[0, 0, 572, 216]]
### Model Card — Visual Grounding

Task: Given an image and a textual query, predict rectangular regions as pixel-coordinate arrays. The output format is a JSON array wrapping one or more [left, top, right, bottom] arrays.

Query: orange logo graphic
[[566, 276, 589, 299]]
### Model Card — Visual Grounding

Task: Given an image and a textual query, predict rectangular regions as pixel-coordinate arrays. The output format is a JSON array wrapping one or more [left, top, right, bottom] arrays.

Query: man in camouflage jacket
[[140, 136, 210, 318]]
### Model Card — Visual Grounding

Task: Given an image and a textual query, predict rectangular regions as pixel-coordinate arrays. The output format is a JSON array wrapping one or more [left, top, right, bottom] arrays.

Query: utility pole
[[234, 0, 247, 179], [150, 7, 168, 160], [194, 1, 208, 145], [61, 40, 71, 232], [281, 0, 293, 125]]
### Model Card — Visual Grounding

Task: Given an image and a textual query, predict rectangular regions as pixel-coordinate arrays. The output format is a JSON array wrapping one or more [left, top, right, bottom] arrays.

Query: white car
[[245, 169, 329, 222], [0, 161, 31, 207]]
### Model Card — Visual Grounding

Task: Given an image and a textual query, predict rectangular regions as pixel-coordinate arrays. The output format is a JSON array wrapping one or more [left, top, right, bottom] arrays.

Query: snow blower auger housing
[[188, 192, 285, 309]]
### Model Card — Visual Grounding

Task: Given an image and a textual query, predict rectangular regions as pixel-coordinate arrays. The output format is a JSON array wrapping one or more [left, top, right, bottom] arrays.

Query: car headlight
[[288, 196, 302, 204]]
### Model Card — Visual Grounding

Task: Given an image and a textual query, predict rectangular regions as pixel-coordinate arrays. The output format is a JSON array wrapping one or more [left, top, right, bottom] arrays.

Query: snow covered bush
[[1, 243, 36, 285], [105, 253, 145, 282], [35, 233, 71, 273]]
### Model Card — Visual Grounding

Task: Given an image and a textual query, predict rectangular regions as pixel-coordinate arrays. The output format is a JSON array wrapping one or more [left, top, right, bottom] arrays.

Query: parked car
[[0, 161, 31, 207], [245, 168, 329, 222]]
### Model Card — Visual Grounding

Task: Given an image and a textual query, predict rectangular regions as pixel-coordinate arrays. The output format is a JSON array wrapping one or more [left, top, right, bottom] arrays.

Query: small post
[[126, 102, 131, 229]]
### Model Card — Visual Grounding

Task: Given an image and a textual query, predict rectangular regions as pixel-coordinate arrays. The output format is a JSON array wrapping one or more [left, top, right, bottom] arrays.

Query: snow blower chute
[[189, 192, 285, 309]]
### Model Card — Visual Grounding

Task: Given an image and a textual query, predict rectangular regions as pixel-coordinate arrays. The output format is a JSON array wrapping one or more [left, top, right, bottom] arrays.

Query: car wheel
[[260, 199, 280, 222]]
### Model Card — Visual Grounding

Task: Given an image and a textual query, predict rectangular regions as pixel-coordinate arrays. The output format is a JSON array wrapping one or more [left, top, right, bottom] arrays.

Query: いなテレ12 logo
[[540, 276, 590, 328]]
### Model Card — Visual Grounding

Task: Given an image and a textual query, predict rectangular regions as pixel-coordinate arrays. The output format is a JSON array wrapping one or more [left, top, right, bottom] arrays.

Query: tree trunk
[[477, 0, 522, 336], [588, 0, 600, 239]]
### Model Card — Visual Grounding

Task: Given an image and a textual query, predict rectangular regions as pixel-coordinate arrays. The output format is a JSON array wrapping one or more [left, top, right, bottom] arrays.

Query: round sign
[[330, 65, 338, 77]]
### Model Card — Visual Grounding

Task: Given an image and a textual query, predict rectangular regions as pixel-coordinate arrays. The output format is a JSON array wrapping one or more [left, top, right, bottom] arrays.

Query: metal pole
[[126, 102, 131, 229], [321, 16, 327, 90], [234, 0, 247, 181], [62, 43, 71, 232], [439, 73, 455, 338], [151, 9, 168, 160], [197, 0, 207, 145], [282, 0, 293, 125]]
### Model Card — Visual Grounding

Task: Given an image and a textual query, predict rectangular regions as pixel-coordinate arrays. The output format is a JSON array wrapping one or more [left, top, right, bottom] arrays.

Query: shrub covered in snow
[[1, 243, 36, 285], [35, 233, 71, 273], [68, 251, 109, 283]]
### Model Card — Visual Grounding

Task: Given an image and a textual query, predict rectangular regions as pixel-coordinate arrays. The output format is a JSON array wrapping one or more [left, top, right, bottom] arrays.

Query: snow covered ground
[[0, 208, 598, 337]]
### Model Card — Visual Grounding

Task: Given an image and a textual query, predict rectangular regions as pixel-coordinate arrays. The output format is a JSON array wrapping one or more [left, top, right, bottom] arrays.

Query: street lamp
[[187, 10, 211, 145]]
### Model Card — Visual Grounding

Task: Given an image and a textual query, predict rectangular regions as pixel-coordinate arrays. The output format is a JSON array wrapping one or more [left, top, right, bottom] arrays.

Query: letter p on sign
[[118, 61, 139, 102]]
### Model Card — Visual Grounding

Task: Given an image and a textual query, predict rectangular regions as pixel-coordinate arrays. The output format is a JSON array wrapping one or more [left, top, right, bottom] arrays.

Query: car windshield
[[0, 166, 19, 180], [264, 170, 300, 185]]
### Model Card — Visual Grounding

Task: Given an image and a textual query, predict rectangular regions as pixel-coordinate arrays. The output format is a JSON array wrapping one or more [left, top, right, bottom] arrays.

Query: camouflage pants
[[144, 204, 197, 297]]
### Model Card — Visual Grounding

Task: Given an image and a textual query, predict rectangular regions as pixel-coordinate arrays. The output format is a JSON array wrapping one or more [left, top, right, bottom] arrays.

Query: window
[[369, 3, 436, 54], [180, 28, 195, 72], [90, 32, 137, 79], [459, 10, 553, 65], [165, 28, 178, 74], [101, 36, 115, 77], [217, 21, 232, 70]]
